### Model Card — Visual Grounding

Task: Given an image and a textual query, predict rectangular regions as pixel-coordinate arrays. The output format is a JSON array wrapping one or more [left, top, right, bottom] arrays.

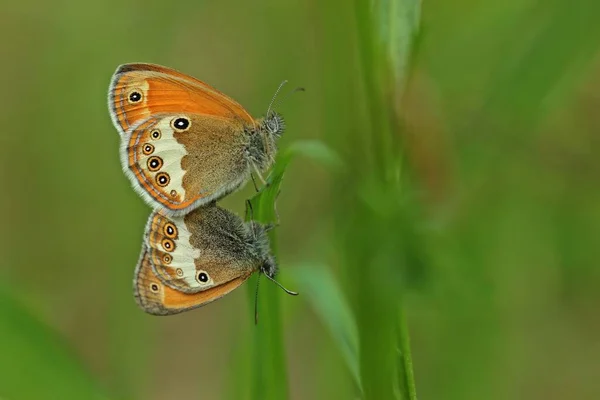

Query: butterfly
[[108, 63, 286, 216], [134, 202, 297, 316]]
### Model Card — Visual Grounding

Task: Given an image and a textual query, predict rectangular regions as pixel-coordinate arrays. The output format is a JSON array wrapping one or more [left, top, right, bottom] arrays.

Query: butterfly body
[[134, 204, 277, 315], [108, 63, 285, 215]]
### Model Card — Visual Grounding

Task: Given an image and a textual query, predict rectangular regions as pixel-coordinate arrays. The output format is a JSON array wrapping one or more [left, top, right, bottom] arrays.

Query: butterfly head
[[260, 79, 300, 138], [245, 114, 283, 171], [262, 111, 285, 138], [245, 221, 279, 279], [245, 82, 304, 171], [248, 218, 298, 324], [260, 255, 278, 278]]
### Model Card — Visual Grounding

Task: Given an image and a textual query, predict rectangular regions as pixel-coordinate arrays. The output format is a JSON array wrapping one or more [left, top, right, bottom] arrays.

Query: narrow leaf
[[286, 264, 362, 393], [243, 140, 341, 399], [375, 0, 422, 92]]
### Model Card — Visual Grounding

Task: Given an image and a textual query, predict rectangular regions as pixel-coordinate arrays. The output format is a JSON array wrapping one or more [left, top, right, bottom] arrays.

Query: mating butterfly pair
[[108, 63, 292, 316]]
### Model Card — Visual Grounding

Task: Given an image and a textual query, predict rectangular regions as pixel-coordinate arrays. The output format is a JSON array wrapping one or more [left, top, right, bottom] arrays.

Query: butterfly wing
[[142, 205, 260, 294], [109, 63, 258, 214], [133, 246, 251, 316], [121, 112, 250, 214], [108, 63, 255, 135]]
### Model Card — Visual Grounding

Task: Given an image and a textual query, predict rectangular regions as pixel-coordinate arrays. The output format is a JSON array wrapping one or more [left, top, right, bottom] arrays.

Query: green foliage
[[287, 264, 361, 392], [239, 140, 341, 399], [0, 286, 107, 400], [241, 159, 290, 400], [333, 0, 423, 399]]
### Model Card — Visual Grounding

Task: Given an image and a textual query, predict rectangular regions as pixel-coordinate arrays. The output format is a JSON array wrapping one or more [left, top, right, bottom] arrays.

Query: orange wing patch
[[109, 63, 255, 135], [133, 248, 251, 316], [109, 74, 151, 133]]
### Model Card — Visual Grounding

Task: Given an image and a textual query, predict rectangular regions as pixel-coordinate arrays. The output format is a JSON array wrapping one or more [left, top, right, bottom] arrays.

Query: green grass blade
[[243, 140, 340, 399], [376, 0, 421, 97], [397, 305, 417, 400], [350, 0, 422, 399], [245, 270, 287, 400], [0, 285, 108, 400], [286, 264, 362, 393]]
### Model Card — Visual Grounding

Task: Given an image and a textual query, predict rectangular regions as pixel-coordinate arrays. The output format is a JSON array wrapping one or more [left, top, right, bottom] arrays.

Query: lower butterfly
[[134, 203, 297, 317]]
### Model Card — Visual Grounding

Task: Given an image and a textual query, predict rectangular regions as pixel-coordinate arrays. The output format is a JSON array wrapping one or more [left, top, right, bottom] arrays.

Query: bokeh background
[[1, 0, 599, 399]]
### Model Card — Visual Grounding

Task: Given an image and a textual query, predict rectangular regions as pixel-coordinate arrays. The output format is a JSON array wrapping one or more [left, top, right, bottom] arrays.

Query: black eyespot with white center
[[171, 117, 191, 131], [128, 91, 142, 103], [156, 172, 170, 187], [151, 130, 161, 139], [163, 222, 177, 239], [150, 283, 159, 293], [163, 254, 172, 264], [147, 156, 163, 172], [197, 271, 209, 284], [161, 238, 175, 252], [142, 144, 154, 155]]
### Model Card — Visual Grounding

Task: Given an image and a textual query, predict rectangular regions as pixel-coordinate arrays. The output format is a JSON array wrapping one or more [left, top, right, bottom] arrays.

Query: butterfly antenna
[[266, 80, 288, 116], [264, 273, 299, 296], [267, 85, 306, 116], [254, 273, 261, 325]]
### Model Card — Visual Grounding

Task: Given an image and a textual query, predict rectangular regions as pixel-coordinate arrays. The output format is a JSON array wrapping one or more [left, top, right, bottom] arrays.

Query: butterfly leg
[[245, 199, 260, 241], [245, 199, 255, 221], [251, 173, 260, 192], [252, 163, 267, 186], [254, 273, 262, 325]]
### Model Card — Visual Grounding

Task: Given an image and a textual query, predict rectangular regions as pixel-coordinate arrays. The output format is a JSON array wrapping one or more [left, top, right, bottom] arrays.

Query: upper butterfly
[[108, 63, 285, 216]]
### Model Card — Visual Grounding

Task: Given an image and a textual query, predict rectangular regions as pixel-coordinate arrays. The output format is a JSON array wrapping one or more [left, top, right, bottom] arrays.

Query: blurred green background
[[1, 0, 599, 399]]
